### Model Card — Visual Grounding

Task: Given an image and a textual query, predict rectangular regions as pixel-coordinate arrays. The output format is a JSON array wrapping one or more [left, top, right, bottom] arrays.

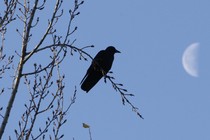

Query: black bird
[[80, 46, 120, 93]]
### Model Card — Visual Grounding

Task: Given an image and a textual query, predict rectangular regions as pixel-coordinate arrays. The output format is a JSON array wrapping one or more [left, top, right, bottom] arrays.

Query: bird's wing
[[80, 50, 105, 84], [80, 50, 107, 92]]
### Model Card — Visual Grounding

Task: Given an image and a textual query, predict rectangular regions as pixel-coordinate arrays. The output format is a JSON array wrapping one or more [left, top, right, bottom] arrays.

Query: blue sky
[[1, 0, 210, 140]]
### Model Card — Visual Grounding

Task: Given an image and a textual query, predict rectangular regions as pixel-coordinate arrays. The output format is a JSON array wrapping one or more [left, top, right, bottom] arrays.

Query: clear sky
[[1, 0, 210, 140]]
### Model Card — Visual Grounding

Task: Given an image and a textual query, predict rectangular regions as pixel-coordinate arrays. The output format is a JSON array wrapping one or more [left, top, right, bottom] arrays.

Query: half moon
[[182, 43, 199, 77]]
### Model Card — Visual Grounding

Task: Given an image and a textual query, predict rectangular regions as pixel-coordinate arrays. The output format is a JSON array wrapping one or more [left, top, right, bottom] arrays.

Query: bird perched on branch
[[80, 46, 120, 93]]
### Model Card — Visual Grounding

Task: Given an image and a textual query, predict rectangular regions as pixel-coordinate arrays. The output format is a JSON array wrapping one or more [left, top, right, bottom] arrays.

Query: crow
[[80, 46, 120, 93]]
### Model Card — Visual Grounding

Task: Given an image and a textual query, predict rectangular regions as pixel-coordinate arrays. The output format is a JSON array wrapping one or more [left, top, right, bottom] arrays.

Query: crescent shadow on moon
[[182, 43, 199, 77]]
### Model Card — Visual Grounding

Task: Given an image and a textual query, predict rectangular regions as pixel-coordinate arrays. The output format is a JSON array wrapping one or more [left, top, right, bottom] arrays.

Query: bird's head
[[106, 46, 121, 54]]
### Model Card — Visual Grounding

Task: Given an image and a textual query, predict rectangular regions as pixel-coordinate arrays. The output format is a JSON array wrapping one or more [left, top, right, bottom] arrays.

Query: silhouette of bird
[[80, 46, 120, 93]]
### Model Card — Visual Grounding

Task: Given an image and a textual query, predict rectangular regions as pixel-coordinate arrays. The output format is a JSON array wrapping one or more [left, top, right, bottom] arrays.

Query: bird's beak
[[115, 49, 121, 53]]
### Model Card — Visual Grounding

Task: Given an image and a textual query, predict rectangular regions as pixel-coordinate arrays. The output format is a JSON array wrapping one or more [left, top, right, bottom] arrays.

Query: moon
[[182, 43, 199, 77]]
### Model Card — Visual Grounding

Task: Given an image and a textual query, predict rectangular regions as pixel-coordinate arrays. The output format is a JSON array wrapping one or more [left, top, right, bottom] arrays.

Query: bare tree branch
[[0, 0, 84, 139], [104, 74, 144, 119], [0, 0, 38, 138], [0, 0, 17, 32]]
